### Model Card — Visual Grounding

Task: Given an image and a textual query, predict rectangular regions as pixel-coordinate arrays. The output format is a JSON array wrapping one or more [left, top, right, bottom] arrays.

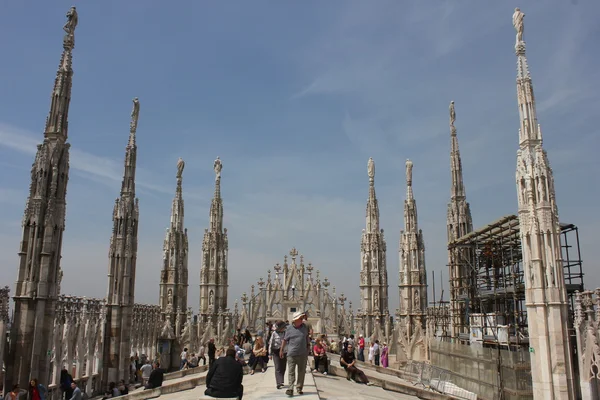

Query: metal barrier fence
[[402, 361, 478, 400]]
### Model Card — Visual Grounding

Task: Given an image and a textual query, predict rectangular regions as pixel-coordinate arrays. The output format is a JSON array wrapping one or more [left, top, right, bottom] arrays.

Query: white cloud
[[0, 124, 172, 195]]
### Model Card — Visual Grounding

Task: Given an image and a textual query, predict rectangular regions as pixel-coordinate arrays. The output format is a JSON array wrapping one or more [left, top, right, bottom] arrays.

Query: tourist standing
[[140, 360, 152, 386], [373, 340, 380, 366], [199, 344, 207, 366], [60, 368, 74, 400], [280, 311, 310, 396], [357, 334, 365, 361], [368, 342, 374, 364], [381, 343, 389, 368], [28, 379, 47, 400], [180, 347, 189, 370], [269, 320, 287, 389], [208, 339, 217, 367]]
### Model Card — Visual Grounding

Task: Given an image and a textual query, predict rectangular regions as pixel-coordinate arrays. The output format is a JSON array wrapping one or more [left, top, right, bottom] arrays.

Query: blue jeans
[[358, 348, 365, 361], [180, 359, 187, 370]]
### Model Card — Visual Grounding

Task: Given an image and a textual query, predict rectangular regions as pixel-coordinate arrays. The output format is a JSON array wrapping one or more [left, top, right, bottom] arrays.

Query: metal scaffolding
[[447, 214, 584, 348]]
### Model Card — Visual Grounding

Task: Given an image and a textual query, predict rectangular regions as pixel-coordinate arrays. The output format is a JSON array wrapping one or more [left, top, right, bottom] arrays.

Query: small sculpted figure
[[513, 8, 525, 43], [64, 7, 78, 35]]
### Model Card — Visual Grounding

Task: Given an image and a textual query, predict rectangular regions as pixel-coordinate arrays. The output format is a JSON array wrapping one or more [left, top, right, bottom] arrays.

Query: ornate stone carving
[[512, 8, 525, 43], [63, 7, 78, 35]]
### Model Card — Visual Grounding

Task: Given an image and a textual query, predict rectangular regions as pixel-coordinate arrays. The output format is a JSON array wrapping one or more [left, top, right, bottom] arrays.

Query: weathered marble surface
[[359, 157, 389, 340], [513, 8, 576, 399]]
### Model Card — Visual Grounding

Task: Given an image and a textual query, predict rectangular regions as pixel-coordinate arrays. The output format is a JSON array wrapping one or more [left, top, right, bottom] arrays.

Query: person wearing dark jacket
[[207, 338, 217, 367], [205, 348, 244, 400], [144, 362, 165, 389]]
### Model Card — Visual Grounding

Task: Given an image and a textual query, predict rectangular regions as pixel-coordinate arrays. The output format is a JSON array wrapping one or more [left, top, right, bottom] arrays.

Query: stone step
[[325, 353, 459, 400]]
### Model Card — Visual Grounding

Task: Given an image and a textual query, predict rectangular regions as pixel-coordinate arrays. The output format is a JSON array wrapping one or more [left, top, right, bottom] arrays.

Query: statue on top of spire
[[214, 156, 223, 181], [449, 101, 456, 126], [367, 157, 375, 180], [63, 7, 78, 36], [130, 97, 140, 133], [513, 8, 525, 43], [177, 157, 185, 179], [406, 159, 413, 186]]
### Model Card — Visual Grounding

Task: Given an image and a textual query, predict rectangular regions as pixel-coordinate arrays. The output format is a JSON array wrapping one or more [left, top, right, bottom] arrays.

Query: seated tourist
[[312, 338, 328, 374], [205, 348, 244, 400], [340, 344, 372, 386], [144, 362, 164, 390]]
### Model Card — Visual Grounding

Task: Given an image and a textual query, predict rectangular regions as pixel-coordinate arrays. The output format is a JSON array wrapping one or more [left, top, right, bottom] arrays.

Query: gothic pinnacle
[[367, 157, 375, 183], [405, 159, 414, 200], [449, 100, 457, 136], [129, 97, 140, 146], [44, 6, 78, 140]]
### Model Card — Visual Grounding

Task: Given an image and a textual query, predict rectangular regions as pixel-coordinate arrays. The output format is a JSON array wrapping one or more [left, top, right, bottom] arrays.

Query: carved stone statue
[[63, 7, 78, 35], [177, 157, 185, 179], [214, 157, 223, 181], [130, 97, 140, 132], [406, 159, 413, 186], [413, 289, 420, 310], [449, 101, 456, 126], [367, 157, 375, 180], [513, 8, 525, 43]]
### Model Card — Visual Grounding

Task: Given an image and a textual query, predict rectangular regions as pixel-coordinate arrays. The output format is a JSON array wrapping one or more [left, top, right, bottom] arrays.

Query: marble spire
[[7, 7, 78, 389], [103, 98, 141, 384], [399, 160, 427, 319], [446, 101, 474, 339], [159, 158, 189, 332], [512, 8, 575, 399], [397, 160, 428, 361], [359, 158, 388, 339], [199, 157, 229, 331]]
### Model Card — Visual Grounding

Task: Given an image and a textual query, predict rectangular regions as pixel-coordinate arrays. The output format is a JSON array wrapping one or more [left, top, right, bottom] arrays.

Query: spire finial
[[406, 159, 413, 187], [63, 6, 78, 49], [129, 97, 140, 145], [513, 8, 525, 44], [177, 157, 185, 179], [214, 156, 223, 182], [44, 6, 78, 140], [449, 101, 456, 135], [367, 157, 375, 183]]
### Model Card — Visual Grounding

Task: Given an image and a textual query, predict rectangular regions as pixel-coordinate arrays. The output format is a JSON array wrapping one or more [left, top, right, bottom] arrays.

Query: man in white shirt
[[180, 347, 188, 370], [140, 361, 153, 386]]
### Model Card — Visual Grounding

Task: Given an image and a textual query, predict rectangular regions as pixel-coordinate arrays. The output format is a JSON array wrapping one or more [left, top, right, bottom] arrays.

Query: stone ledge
[[326, 362, 454, 400], [163, 365, 208, 381], [327, 353, 417, 380], [117, 373, 207, 400]]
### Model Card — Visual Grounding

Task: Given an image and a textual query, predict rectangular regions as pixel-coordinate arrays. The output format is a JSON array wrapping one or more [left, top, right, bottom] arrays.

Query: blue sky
[[0, 1, 598, 312]]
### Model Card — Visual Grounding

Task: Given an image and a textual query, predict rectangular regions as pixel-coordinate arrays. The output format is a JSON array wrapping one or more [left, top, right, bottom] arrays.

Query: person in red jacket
[[357, 334, 365, 361]]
